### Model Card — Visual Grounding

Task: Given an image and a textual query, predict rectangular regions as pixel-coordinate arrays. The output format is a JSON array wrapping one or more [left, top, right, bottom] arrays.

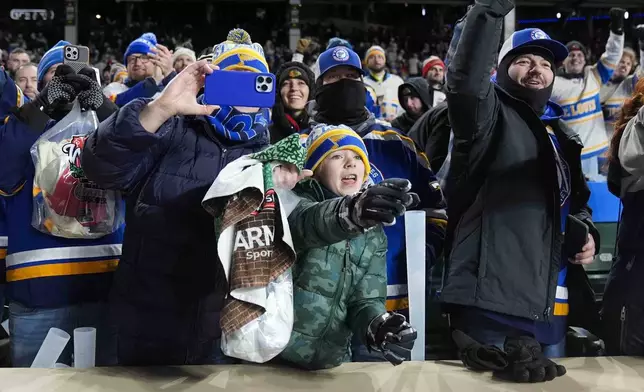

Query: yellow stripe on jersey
[[582, 140, 609, 155], [0, 181, 26, 197], [15, 85, 23, 107], [0, 249, 6, 260], [554, 302, 569, 316], [556, 88, 600, 105], [386, 297, 409, 312], [564, 112, 603, 126], [6, 259, 119, 282]]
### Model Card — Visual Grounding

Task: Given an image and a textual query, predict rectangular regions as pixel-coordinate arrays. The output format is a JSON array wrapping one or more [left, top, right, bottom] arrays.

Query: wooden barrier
[[0, 357, 642, 391]]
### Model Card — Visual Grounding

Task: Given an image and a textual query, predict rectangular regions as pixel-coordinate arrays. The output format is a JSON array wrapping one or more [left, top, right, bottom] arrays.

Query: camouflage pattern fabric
[[250, 133, 306, 170], [279, 179, 388, 370]]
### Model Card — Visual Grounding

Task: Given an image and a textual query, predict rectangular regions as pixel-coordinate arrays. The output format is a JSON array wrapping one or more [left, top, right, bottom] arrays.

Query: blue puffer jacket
[[81, 99, 269, 365]]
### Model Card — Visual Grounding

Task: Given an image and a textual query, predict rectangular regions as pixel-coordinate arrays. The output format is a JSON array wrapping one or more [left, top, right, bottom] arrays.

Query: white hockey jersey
[[551, 32, 624, 160], [364, 72, 404, 122], [600, 49, 644, 139]]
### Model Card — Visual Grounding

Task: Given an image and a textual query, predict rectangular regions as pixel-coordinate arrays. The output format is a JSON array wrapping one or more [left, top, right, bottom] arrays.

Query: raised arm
[[593, 8, 625, 85], [446, 0, 513, 141], [287, 186, 362, 253], [83, 60, 218, 193], [81, 99, 175, 193]]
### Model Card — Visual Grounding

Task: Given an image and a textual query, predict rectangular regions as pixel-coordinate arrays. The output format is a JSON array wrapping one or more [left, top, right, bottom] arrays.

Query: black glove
[[494, 336, 567, 383], [366, 312, 417, 366], [345, 178, 420, 230], [75, 67, 105, 111], [31, 64, 81, 111], [452, 330, 508, 371], [634, 24, 644, 45], [609, 8, 626, 35]]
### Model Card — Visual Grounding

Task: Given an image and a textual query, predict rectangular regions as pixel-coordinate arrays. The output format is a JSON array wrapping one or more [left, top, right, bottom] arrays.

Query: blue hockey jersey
[[0, 72, 123, 308]]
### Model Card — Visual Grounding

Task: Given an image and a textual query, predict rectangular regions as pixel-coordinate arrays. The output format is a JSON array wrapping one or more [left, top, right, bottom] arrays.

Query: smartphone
[[63, 45, 90, 74], [564, 215, 589, 257], [203, 70, 276, 108]]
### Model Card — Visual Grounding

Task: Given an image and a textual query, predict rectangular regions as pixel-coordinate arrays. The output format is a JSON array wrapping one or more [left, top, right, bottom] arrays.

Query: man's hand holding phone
[[139, 60, 220, 133], [565, 214, 596, 265], [570, 234, 595, 265]]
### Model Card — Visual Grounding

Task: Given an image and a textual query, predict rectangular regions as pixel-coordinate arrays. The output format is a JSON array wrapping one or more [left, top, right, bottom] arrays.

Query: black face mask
[[496, 51, 555, 116], [315, 78, 368, 125]]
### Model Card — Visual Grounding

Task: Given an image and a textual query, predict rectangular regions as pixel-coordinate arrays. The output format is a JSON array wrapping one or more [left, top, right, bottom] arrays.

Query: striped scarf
[[200, 96, 270, 142]]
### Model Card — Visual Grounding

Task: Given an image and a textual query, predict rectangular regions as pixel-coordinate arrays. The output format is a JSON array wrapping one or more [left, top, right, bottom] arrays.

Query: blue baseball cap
[[498, 28, 568, 65], [317, 46, 365, 80]]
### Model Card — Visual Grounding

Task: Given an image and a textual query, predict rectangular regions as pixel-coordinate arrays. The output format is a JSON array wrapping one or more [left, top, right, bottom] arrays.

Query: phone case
[[564, 215, 589, 257], [203, 70, 276, 108], [63, 45, 90, 74]]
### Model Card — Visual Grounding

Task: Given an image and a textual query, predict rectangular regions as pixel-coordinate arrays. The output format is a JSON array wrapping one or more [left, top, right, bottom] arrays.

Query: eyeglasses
[[129, 55, 151, 64]]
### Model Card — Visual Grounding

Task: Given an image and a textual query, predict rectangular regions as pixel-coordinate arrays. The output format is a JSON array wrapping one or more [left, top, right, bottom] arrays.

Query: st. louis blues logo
[[531, 29, 548, 40], [332, 47, 350, 62]]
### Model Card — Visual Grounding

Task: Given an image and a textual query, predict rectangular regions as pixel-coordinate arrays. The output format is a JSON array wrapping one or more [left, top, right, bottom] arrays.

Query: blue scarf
[[199, 96, 270, 142]]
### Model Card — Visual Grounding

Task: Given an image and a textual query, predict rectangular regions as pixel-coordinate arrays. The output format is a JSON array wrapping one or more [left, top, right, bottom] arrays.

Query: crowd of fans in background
[[2, 1, 644, 382]]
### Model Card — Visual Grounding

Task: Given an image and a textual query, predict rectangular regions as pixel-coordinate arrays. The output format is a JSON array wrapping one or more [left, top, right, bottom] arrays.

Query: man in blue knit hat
[[103, 32, 176, 107], [37, 40, 69, 90]]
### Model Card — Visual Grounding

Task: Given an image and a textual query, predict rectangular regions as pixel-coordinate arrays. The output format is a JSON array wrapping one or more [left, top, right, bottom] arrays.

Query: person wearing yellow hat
[[81, 28, 308, 366], [281, 123, 419, 369], [363, 45, 404, 122]]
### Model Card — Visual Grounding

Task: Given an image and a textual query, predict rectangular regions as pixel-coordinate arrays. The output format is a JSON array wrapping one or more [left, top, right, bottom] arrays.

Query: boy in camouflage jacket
[[279, 124, 418, 369]]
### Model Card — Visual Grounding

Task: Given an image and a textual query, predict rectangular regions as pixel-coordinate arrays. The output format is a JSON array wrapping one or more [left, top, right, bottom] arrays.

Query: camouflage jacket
[[279, 179, 387, 370]]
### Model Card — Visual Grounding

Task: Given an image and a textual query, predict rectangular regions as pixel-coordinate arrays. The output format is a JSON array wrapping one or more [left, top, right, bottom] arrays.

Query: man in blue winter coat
[[82, 29, 307, 366]]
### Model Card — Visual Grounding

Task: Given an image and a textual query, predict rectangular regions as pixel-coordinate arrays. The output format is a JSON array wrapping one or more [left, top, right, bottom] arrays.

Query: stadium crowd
[[1, 0, 644, 384]]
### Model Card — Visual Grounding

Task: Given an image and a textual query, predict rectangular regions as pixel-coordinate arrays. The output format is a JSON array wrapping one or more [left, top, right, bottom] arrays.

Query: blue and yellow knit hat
[[211, 29, 269, 73], [305, 124, 370, 181]]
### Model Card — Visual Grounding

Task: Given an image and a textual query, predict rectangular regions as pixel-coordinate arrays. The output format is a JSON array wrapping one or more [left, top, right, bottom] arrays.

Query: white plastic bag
[[30, 101, 124, 239], [221, 269, 293, 363]]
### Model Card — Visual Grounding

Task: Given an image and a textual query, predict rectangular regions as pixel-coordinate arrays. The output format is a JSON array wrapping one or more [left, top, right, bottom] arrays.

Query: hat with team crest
[[498, 28, 568, 65]]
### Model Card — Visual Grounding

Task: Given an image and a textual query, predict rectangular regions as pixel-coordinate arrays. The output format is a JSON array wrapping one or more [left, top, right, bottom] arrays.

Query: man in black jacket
[[445, 0, 600, 381], [391, 77, 432, 134]]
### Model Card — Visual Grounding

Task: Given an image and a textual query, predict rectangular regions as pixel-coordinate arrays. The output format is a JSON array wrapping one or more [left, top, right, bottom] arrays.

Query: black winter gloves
[[609, 8, 626, 35], [495, 336, 567, 383], [75, 67, 105, 111], [453, 331, 567, 383], [31, 64, 81, 113], [19, 64, 117, 130], [367, 312, 417, 366], [452, 330, 508, 371], [341, 178, 419, 231]]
